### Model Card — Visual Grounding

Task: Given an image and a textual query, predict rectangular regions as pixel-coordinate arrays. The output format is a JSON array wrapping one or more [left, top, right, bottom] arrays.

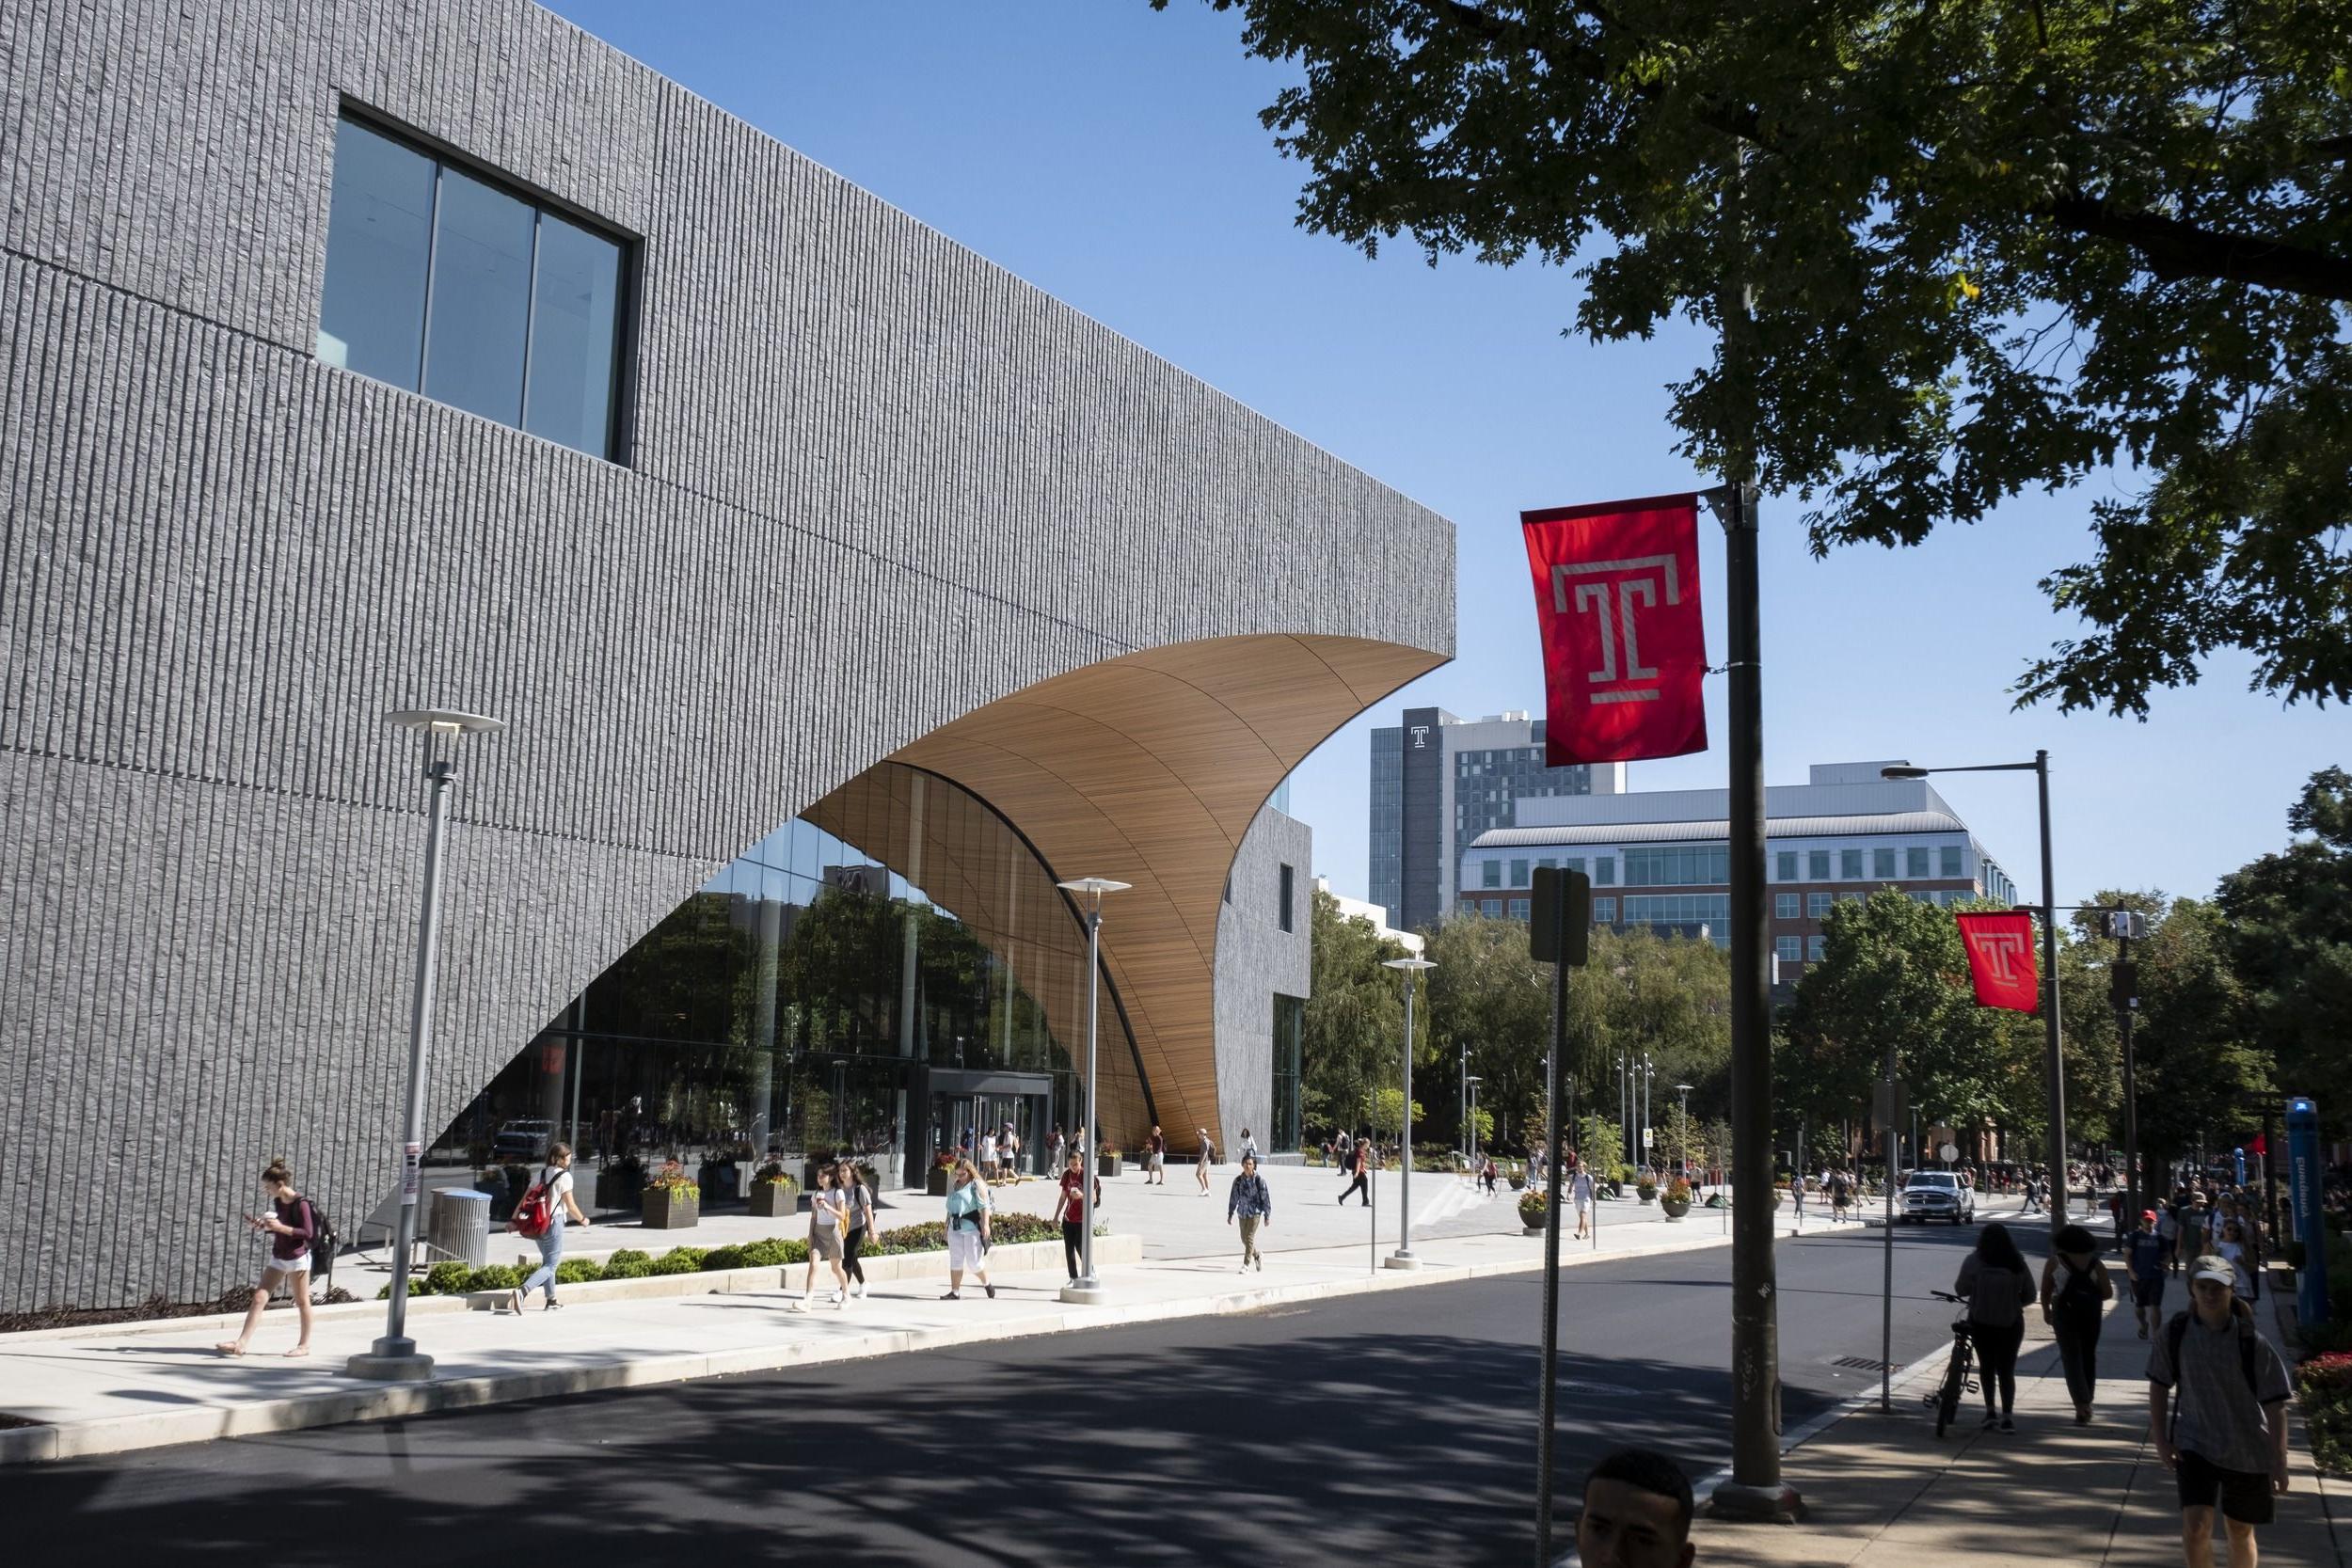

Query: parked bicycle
[[1925, 1289, 1977, 1437]]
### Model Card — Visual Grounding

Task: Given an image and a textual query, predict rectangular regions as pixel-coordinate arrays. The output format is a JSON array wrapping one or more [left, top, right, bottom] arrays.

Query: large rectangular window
[[1808, 849, 1832, 880], [1807, 892, 1834, 918], [1839, 848, 1866, 879], [1625, 844, 1730, 886], [1593, 858, 1616, 886], [1873, 847, 1898, 880], [1271, 995, 1304, 1152], [319, 114, 628, 461], [1906, 846, 1930, 878], [1279, 863, 1295, 932], [1775, 893, 1800, 919], [1776, 936, 1803, 964], [1940, 845, 1964, 878], [1775, 851, 1799, 881], [1483, 860, 1502, 889], [1622, 894, 1730, 925], [1510, 858, 1530, 886], [1507, 897, 1532, 922]]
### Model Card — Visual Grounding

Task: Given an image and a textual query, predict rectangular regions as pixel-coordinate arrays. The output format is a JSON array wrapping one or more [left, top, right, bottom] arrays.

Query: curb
[[0, 1224, 1764, 1465]]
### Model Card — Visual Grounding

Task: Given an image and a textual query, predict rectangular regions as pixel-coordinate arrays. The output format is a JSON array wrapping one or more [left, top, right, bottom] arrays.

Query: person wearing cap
[[2042, 1222, 2115, 1423], [2127, 1207, 2170, 1339], [2149, 1256, 2293, 1566]]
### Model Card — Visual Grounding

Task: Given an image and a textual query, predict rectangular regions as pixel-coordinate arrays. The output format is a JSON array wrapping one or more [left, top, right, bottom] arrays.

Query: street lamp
[[1056, 877, 1129, 1306], [1676, 1083, 1694, 1175], [1883, 754, 2068, 1226], [1467, 1076, 1483, 1169], [1382, 956, 1436, 1270], [349, 708, 505, 1382]]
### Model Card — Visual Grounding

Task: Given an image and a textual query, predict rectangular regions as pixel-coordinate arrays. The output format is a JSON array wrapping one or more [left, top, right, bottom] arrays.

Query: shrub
[[700, 1245, 747, 1272], [2299, 1354, 2352, 1475], [737, 1238, 795, 1267], [460, 1265, 521, 1292], [554, 1259, 599, 1285], [425, 1261, 471, 1296], [599, 1249, 655, 1280], [651, 1246, 708, 1275]]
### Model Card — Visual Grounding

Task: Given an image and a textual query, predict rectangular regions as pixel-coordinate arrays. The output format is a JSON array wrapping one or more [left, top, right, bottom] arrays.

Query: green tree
[[1302, 890, 1420, 1132], [1371, 1086, 1426, 1141], [1574, 1114, 1622, 1177], [2219, 768, 2352, 1128], [1164, 0, 2352, 712], [1424, 908, 1552, 1151], [1781, 891, 2045, 1155], [2125, 897, 2271, 1172]]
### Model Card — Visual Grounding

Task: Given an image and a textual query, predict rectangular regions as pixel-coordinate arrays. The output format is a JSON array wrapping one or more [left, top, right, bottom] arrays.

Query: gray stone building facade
[[0, 0, 1452, 1310]]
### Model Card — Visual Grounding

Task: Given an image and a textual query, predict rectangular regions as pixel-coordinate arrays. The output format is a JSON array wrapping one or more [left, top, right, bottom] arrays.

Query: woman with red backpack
[[508, 1143, 590, 1313]]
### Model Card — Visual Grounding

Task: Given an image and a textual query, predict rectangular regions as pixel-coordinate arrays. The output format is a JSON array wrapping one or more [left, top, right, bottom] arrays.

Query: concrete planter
[[749, 1180, 799, 1218], [1099, 1155, 1124, 1179], [926, 1168, 953, 1197], [640, 1187, 700, 1229], [1660, 1197, 1691, 1221]]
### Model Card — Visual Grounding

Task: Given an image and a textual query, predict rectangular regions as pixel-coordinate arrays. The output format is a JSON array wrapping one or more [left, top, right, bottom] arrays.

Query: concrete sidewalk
[[0, 1185, 1795, 1465], [1691, 1276, 2346, 1567]]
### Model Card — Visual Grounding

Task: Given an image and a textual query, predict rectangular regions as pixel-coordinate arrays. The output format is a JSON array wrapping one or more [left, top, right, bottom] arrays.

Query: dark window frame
[[324, 102, 642, 464]]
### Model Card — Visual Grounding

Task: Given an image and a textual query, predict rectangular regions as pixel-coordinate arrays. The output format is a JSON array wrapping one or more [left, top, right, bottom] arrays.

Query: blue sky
[[543, 0, 2342, 911]]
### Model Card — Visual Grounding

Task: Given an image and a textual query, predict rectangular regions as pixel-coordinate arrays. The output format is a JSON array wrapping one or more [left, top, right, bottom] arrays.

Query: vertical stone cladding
[[0, 0, 1452, 1309]]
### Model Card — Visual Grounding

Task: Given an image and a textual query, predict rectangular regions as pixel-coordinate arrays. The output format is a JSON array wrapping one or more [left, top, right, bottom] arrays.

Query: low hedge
[[2300, 1354, 2352, 1475], [377, 1213, 1069, 1297]]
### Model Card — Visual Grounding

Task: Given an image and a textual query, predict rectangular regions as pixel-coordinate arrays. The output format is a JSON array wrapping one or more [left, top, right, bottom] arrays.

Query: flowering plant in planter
[[646, 1171, 700, 1200], [1518, 1188, 1549, 1229], [1664, 1178, 1692, 1204]]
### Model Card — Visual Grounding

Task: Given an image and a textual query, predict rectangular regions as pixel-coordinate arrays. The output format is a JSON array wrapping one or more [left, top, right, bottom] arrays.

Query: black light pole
[[1883, 755, 2068, 1229]]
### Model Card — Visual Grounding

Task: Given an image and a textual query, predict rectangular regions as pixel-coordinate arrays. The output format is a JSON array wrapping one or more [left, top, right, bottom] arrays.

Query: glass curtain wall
[[430, 764, 1141, 1206]]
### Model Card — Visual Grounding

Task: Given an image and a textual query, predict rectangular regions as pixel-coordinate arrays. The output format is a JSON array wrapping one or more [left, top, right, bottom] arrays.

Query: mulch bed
[[0, 1287, 357, 1336]]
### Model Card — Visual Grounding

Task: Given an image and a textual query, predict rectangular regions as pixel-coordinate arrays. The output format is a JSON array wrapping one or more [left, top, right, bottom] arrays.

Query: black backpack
[[304, 1198, 337, 1278], [2160, 1310, 2261, 1441]]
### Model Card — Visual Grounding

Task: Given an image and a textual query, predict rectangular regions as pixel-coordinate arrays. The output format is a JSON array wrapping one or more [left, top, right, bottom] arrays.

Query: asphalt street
[[1, 1216, 2077, 1565]]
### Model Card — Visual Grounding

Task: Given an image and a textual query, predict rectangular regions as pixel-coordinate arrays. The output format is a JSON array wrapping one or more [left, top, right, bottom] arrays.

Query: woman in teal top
[[943, 1159, 995, 1300]]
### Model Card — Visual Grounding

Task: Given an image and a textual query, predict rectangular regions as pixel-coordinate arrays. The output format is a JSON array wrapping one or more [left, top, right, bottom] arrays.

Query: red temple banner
[[1521, 494, 1708, 766], [1955, 911, 2040, 1012]]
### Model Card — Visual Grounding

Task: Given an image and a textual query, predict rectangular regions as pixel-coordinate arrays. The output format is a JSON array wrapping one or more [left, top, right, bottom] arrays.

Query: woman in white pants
[[942, 1159, 995, 1300]]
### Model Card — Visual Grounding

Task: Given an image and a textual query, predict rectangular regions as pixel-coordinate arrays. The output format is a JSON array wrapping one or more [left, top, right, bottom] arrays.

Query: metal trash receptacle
[[428, 1188, 491, 1269]]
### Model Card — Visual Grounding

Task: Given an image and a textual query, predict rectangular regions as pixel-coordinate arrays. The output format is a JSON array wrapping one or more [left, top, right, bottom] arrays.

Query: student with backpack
[[835, 1159, 874, 1300], [507, 1142, 591, 1313], [2041, 1223, 2115, 1424], [2150, 1257, 2295, 1566], [217, 1156, 320, 1357]]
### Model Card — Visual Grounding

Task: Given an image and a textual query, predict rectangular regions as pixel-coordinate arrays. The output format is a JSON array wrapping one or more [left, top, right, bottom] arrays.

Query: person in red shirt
[[1056, 1151, 1100, 1280]]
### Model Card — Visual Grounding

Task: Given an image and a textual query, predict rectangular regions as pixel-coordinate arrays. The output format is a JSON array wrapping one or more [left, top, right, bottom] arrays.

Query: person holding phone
[[216, 1157, 316, 1357]]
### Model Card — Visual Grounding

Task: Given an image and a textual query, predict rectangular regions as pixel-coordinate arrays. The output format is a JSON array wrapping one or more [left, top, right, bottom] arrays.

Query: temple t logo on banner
[[1955, 911, 2040, 1013], [1521, 494, 1708, 766]]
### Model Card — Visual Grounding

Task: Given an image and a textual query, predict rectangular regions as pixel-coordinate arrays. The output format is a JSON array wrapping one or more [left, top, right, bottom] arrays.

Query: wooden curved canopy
[[879, 633, 1444, 1147]]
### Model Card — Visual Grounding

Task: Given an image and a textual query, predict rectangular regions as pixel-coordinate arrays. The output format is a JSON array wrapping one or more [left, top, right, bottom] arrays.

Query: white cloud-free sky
[[544, 0, 2343, 910]]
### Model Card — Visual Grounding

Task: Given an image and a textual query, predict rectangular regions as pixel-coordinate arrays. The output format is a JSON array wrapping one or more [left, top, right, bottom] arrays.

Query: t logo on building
[[1409, 725, 1431, 749], [1520, 494, 1707, 766], [1955, 911, 2040, 1013]]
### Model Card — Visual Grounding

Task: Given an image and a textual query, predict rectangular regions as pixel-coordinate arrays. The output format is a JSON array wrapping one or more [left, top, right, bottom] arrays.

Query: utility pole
[[1708, 126, 1797, 1521]]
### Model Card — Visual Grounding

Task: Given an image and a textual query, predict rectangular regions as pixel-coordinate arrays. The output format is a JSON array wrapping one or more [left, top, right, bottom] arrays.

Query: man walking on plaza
[[1226, 1152, 1271, 1272], [1571, 1159, 1596, 1240], [2149, 1257, 2294, 1568], [1144, 1124, 1167, 1185], [1339, 1136, 1371, 1206]]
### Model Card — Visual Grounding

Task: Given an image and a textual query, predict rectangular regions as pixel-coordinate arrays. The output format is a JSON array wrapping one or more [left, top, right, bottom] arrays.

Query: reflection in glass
[[317, 119, 434, 385], [422, 168, 534, 425], [428, 765, 1140, 1205], [523, 212, 623, 456]]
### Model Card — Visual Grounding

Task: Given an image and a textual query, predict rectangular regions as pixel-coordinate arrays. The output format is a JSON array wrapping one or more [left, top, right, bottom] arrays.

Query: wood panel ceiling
[[883, 632, 1444, 1147]]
